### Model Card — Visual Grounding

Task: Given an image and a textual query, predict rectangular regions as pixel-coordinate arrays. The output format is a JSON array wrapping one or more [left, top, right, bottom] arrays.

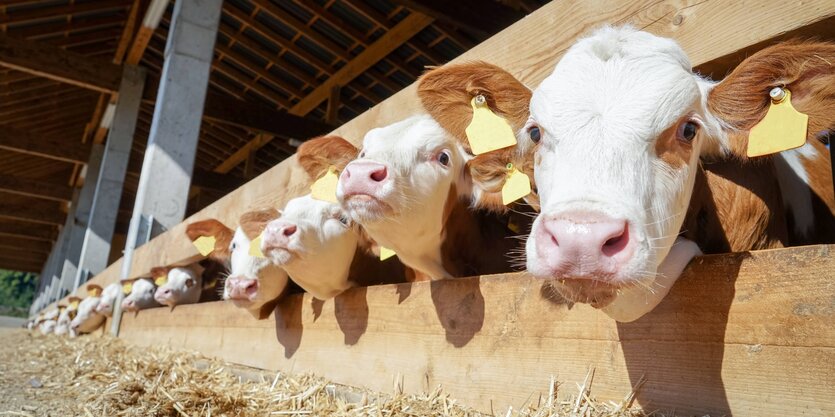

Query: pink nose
[[226, 277, 259, 300], [121, 299, 136, 311], [262, 220, 297, 251], [535, 211, 635, 279], [340, 161, 388, 196]]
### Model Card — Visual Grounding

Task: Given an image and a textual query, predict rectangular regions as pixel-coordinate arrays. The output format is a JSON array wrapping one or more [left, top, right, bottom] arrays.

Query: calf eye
[[338, 214, 352, 227], [231, 242, 237, 251], [437, 150, 451, 167], [677, 121, 699, 143], [527, 125, 541, 144], [359, 150, 366, 158]]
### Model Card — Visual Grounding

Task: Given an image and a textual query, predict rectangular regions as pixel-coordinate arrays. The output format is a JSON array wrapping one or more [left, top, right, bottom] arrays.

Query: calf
[[261, 137, 408, 299], [187, 211, 291, 319], [55, 298, 80, 337], [120, 278, 161, 312], [152, 264, 205, 307], [525, 26, 834, 321], [95, 282, 121, 316], [40, 306, 61, 335], [71, 294, 106, 335]]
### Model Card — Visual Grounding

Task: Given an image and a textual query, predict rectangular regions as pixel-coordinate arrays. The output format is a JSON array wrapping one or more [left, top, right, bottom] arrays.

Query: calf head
[[70, 296, 105, 334], [526, 26, 835, 320], [224, 209, 290, 319], [152, 264, 204, 307], [186, 219, 235, 266], [418, 61, 536, 210], [120, 278, 160, 312], [337, 115, 471, 280], [95, 282, 121, 316]]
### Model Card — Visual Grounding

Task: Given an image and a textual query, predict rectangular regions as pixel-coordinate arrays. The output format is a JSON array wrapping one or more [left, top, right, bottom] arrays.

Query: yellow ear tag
[[747, 88, 808, 157], [122, 282, 133, 295], [380, 246, 396, 261], [192, 235, 216, 256], [501, 163, 532, 205], [465, 95, 517, 155], [154, 275, 168, 286], [87, 288, 102, 297], [249, 234, 265, 258], [69, 300, 79, 309], [310, 166, 339, 203]]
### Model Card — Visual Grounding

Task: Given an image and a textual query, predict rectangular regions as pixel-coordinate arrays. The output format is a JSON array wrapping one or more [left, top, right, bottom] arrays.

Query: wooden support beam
[[0, 33, 122, 93], [202, 93, 334, 141], [0, 124, 92, 164], [0, 174, 74, 202], [0, 258, 43, 273], [0, 238, 51, 254], [389, 0, 523, 38], [212, 12, 434, 172], [0, 202, 65, 225], [0, 221, 56, 241], [326, 85, 341, 125], [0, 0, 130, 26]]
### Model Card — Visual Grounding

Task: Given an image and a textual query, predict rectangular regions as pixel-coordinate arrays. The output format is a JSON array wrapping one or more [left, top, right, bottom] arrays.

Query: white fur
[[337, 115, 472, 280], [39, 319, 56, 335], [774, 144, 818, 237], [54, 306, 76, 337], [154, 265, 204, 306], [95, 283, 121, 316], [264, 195, 358, 300], [121, 278, 160, 312], [526, 26, 706, 320], [70, 296, 105, 334], [225, 227, 289, 318]]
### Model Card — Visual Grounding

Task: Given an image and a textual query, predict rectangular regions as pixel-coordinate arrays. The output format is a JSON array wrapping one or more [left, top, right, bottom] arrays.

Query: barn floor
[[0, 328, 650, 417]]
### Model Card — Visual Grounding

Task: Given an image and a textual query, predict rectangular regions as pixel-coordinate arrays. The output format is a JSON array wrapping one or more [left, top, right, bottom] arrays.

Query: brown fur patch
[[418, 61, 534, 212], [186, 219, 234, 260], [149, 266, 171, 278], [239, 208, 280, 241], [654, 117, 693, 169], [708, 40, 835, 158], [296, 135, 359, 180]]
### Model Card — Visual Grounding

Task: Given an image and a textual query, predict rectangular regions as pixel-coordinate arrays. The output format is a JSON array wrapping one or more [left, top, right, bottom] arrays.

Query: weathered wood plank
[[117, 0, 835, 281], [120, 245, 835, 416]]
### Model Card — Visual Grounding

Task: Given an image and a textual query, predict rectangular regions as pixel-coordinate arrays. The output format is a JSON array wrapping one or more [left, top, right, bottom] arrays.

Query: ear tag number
[[154, 275, 168, 286], [122, 282, 133, 295], [249, 234, 266, 258], [311, 166, 339, 203], [747, 87, 808, 157], [465, 95, 517, 155], [380, 246, 396, 261], [192, 235, 216, 256], [501, 163, 532, 205]]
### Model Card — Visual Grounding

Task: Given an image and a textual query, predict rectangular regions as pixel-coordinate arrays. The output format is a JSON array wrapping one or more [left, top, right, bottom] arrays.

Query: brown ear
[[708, 40, 835, 157], [239, 208, 280, 240], [186, 219, 234, 260], [150, 266, 170, 278], [419, 61, 536, 212], [297, 135, 359, 180]]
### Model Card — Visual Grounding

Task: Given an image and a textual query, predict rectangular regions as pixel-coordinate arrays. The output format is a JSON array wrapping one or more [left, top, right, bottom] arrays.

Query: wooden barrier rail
[[119, 245, 835, 416]]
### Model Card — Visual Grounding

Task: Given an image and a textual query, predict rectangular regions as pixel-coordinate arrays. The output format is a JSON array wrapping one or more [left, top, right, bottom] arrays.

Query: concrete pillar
[[74, 66, 146, 289], [59, 145, 105, 293], [45, 190, 79, 302], [111, 0, 222, 336]]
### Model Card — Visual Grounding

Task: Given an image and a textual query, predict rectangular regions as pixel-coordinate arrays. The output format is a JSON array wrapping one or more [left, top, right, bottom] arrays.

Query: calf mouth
[[264, 246, 295, 265], [342, 194, 394, 221], [549, 278, 619, 308]]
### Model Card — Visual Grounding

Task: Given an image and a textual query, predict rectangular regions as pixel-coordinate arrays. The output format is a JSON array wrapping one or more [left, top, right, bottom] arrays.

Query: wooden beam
[[202, 93, 335, 140], [0, 174, 74, 202], [120, 245, 835, 415], [0, 238, 51, 254], [389, 0, 523, 38], [326, 85, 341, 125], [0, 221, 56, 241], [0, 124, 92, 164], [212, 12, 434, 172], [0, 33, 122, 93], [0, 258, 42, 273], [212, 133, 272, 174], [0, 202, 65, 225], [0, 0, 130, 26]]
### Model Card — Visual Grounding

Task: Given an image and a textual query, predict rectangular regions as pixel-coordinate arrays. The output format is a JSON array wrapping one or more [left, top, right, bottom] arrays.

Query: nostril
[[283, 225, 297, 237], [369, 166, 387, 182], [244, 281, 259, 296], [601, 223, 629, 257]]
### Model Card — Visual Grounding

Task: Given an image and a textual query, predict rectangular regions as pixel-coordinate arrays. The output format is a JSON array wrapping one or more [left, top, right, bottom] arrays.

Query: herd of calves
[[31, 26, 835, 337]]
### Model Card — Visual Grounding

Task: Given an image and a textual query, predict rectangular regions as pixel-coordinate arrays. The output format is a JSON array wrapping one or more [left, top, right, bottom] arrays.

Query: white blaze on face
[[337, 115, 471, 280], [154, 266, 203, 307], [95, 283, 121, 316], [121, 278, 160, 312], [526, 26, 706, 319], [224, 228, 289, 316], [70, 296, 105, 334], [262, 195, 358, 300]]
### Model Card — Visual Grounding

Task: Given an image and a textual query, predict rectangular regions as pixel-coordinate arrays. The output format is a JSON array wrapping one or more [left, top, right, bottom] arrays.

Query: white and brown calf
[[120, 278, 160, 312], [54, 300, 79, 337], [95, 282, 121, 316], [187, 211, 291, 319], [525, 26, 834, 321], [70, 295, 105, 335], [152, 264, 205, 307]]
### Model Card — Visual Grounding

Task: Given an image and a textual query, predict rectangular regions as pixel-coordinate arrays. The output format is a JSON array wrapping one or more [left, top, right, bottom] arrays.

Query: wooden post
[[326, 85, 341, 125], [74, 65, 146, 290], [111, 0, 223, 336]]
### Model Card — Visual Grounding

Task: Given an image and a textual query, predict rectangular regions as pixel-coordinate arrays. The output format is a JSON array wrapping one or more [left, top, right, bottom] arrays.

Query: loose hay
[[0, 329, 657, 416]]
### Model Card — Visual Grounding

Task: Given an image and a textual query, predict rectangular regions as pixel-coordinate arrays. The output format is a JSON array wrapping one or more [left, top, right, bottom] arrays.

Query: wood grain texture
[[119, 245, 835, 416]]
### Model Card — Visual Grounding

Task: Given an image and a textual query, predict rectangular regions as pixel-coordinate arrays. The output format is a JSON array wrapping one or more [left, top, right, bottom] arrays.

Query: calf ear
[[239, 208, 280, 240], [418, 61, 535, 212], [297, 135, 359, 179], [186, 219, 234, 260], [707, 40, 835, 158], [150, 266, 169, 278]]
